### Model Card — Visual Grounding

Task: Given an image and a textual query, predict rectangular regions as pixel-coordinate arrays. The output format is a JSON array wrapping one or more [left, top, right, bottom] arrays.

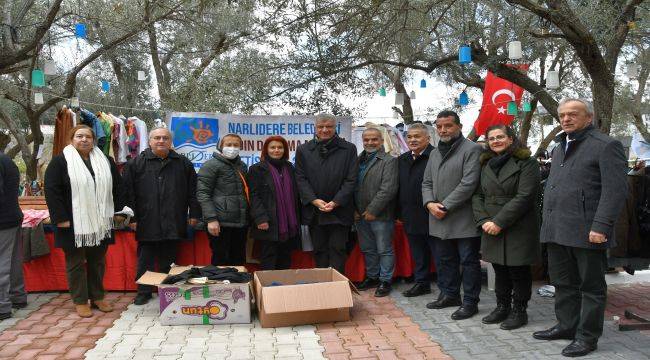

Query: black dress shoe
[[532, 324, 575, 341], [561, 340, 597, 357], [357, 278, 380, 291], [426, 295, 462, 309], [11, 302, 27, 309], [374, 282, 392, 297], [451, 304, 478, 320], [402, 283, 431, 297], [133, 293, 152, 305], [481, 303, 510, 324], [0, 313, 11, 320]]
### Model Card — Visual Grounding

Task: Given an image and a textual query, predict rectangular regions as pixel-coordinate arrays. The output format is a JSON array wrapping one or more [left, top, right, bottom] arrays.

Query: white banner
[[166, 113, 352, 169]]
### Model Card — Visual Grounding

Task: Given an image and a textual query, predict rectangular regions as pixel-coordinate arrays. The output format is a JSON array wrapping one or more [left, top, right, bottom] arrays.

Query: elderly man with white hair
[[533, 99, 628, 357], [295, 113, 357, 274]]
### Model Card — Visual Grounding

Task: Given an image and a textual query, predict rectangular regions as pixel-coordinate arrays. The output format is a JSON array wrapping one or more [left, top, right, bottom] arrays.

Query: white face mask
[[221, 146, 240, 159]]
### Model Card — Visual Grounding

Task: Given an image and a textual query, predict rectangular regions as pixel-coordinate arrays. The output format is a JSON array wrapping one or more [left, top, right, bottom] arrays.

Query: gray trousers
[[0, 226, 26, 313]]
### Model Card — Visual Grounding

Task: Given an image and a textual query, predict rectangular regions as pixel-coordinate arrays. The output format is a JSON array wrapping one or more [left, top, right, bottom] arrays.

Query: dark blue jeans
[[406, 233, 436, 285], [434, 236, 481, 305]]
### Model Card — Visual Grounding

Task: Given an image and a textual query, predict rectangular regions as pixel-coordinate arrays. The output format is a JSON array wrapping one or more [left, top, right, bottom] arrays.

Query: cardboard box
[[137, 266, 251, 325], [253, 268, 357, 328]]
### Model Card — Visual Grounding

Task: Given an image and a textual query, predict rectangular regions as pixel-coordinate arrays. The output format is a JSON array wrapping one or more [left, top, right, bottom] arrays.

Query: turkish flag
[[473, 68, 527, 136]]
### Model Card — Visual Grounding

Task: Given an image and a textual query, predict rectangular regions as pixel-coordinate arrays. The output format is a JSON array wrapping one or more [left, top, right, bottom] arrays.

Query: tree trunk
[[591, 77, 615, 134], [394, 80, 414, 124], [519, 99, 538, 146], [537, 125, 562, 153]]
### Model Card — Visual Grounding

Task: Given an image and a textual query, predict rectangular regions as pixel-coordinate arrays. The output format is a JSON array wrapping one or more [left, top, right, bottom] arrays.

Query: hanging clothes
[[108, 114, 128, 164], [52, 107, 74, 156], [98, 112, 114, 156], [128, 116, 148, 154], [125, 118, 140, 160]]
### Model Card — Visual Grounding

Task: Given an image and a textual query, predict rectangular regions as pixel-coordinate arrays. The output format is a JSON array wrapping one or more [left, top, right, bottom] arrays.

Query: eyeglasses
[[487, 134, 509, 142]]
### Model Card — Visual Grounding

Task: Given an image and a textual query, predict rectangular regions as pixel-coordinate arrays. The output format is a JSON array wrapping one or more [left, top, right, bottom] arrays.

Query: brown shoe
[[75, 304, 93, 318], [91, 300, 113, 312]]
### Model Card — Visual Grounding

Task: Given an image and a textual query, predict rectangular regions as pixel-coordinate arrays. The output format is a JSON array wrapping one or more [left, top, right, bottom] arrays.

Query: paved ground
[[390, 280, 650, 360], [0, 276, 647, 359]]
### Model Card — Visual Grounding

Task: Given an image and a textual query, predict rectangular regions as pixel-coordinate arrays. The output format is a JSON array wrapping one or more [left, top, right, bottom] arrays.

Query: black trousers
[[208, 227, 248, 266], [63, 244, 108, 304], [492, 263, 532, 306], [310, 224, 350, 274], [405, 233, 435, 285], [260, 239, 293, 270], [547, 243, 608, 344], [136, 242, 177, 295]]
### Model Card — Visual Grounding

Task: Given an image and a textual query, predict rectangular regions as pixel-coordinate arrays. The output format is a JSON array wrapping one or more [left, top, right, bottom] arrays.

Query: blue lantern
[[459, 91, 469, 106], [75, 23, 87, 39], [101, 80, 110, 92], [420, 79, 427, 88], [459, 45, 472, 65]]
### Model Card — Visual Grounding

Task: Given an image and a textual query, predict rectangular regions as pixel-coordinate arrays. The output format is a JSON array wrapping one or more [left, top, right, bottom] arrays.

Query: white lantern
[[627, 63, 640, 79], [34, 93, 44, 104], [546, 70, 560, 89], [409, 90, 416, 100], [508, 41, 522, 60], [137, 70, 146, 81], [43, 60, 57, 75], [71, 97, 80, 108], [392, 110, 399, 119], [395, 93, 405, 106]]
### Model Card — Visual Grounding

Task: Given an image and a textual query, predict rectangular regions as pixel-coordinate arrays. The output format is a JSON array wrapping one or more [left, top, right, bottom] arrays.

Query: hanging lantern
[[101, 80, 110, 92], [458, 91, 469, 106], [409, 90, 416, 100], [43, 60, 56, 75], [546, 70, 560, 89], [507, 101, 518, 115], [75, 23, 87, 39], [137, 70, 146, 81], [508, 41, 522, 60], [70, 97, 80, 108], [31, 69, 45, 87], [420, 79, 427, 88], [627, 63, 640, 79], [459, 45, 472, 65], [34, 93, 44, 105], [395, 93, 405, 106], [392, 110, 399, 119], [522, 101, 532, 112], [379, 87, 387, 97]]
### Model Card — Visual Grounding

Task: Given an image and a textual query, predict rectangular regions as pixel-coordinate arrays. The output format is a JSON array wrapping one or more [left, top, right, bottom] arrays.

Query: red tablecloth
[[23, 222, 430, 292]]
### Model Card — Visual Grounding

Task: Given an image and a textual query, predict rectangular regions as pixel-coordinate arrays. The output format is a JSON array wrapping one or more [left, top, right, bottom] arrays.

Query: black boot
[[500, 302, 528, 330], [482, 302, 510, 324]]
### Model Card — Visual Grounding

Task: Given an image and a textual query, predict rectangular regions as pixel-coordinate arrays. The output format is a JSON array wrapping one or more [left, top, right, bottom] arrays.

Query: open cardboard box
[[137, 265, 251, 325], [253, 268, 358, 328]]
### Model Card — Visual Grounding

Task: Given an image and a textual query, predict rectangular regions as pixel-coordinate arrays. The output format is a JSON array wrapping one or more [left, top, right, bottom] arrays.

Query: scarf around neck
[[267, 161, 298, 241], [316, 134, 339, 159], [62, 145, 114, 247]]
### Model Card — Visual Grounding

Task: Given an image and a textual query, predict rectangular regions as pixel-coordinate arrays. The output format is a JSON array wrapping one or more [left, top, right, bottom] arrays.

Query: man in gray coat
[[354, 128, 398, 297], [533, 99, 627, 357], [422, 110, 482, 320]]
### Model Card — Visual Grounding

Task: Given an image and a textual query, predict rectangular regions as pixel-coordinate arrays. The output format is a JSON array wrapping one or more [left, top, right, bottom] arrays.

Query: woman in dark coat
[[44, 125, 123, 318], [247, 136, 300, 270], [472, 125, 541, 330]]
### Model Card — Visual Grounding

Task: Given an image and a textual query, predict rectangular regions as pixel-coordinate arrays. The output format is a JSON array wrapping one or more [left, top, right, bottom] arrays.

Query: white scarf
[[63, 145, 114, 247]]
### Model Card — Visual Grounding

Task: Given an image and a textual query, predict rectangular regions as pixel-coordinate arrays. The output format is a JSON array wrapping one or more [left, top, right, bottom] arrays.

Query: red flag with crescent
[[473, 67, 528, 136]]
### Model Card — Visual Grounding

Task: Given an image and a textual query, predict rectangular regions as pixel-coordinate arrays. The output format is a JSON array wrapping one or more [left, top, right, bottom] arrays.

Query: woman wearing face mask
[[472, 125, 541, 330], [44, 125, 124, 317], [247, 136, 301, 270], [197, 133, 249, 265]]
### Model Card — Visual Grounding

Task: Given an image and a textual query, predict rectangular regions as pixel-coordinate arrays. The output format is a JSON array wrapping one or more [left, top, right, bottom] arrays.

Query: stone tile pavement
[[390, 281, 650, 360], [0, 280, 647, 359]]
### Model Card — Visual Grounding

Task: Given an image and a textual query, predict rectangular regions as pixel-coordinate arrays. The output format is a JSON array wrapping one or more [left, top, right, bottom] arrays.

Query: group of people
[[0, 99, 626, 358]]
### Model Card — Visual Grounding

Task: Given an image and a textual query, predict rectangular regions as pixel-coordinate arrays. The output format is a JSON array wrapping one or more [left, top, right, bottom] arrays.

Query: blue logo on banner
[[170, 117, 219, 148]]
